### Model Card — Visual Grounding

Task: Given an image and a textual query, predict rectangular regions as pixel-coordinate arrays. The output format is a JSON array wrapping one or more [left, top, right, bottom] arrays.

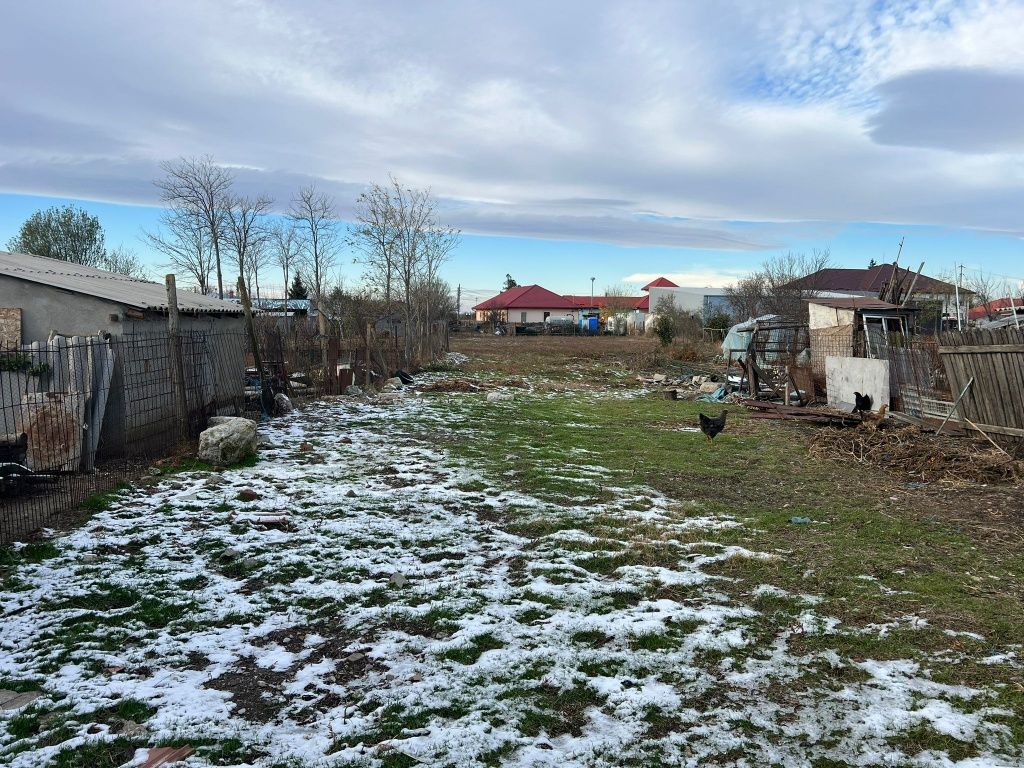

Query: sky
[[2, 0, 1023, 306]]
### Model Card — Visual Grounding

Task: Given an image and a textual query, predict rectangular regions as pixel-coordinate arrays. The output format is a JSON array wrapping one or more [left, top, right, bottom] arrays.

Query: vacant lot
[[1, 336, 1021, 767]]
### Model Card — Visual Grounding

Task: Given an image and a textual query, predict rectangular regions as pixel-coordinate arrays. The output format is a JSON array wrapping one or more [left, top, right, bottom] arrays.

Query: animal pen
[[1, 316, 450, 544], [725, 316, 954, 412]]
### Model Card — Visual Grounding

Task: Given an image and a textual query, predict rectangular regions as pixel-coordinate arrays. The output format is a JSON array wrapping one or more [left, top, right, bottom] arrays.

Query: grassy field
[[0, 335, 1021, 767]]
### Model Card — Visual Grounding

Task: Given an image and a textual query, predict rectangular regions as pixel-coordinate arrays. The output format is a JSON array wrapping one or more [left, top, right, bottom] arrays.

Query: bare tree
[[725, 249, 833, 321], [224, 194, 273, 304], [598, 285, 637, 334], [155, 156, 233, 298], [270, 221, 302, 315], [290, 185, 340, 376], [143, 210, 216, 294], [350, 183, 399, 306], [964, 270, 1009, 321], [103, 245, 149, 279], [353, 178, 459, 363]]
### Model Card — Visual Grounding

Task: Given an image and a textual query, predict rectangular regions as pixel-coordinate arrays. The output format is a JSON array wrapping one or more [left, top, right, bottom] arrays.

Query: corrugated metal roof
[[806, 297, 901, 310], [0, 251, 244, 315]]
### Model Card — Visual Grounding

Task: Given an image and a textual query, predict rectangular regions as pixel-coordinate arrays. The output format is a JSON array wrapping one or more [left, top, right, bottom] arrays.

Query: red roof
[[641, 277, 679, 291], [472, 284, 577, 311], [563, 294, 648, 310], [968, 297, 1020, 321]]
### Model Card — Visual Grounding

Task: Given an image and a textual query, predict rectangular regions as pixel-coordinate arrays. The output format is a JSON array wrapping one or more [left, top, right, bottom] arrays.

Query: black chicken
[[851, 392, 874, 420], [699, 410, 728, 442]]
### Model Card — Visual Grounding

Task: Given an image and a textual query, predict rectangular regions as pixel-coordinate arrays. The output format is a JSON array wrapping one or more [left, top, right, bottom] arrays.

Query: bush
[[705, 310, 732, 332], [653, 315, 675, 347]]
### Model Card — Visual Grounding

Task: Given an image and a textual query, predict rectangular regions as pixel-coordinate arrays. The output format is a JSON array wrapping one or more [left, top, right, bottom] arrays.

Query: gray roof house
[[0, 252, 246, 461], [0, 251, 243, 344]]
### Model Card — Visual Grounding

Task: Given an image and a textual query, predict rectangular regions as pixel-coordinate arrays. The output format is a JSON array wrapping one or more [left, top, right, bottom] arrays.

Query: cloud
[[868, 67, 1024, 152], [2, 0, 1024, 251]]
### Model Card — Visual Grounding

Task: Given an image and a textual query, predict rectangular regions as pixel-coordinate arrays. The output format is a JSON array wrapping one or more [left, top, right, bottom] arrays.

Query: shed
[[0, 251, 244, 343], [0, 252, 246, 458]]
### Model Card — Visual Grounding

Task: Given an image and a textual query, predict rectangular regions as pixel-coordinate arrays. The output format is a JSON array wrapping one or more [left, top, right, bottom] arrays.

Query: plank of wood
[[938, 344, 1024, 354], [962, 421, 1024, 438]]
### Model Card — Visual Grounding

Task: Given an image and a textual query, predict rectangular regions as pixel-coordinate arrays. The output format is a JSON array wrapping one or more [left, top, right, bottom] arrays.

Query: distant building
[[472, 285, 577, 324]]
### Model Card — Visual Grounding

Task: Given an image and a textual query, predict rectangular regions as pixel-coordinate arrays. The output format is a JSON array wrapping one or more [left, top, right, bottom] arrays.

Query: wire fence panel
[[1, 319, 449, 543]]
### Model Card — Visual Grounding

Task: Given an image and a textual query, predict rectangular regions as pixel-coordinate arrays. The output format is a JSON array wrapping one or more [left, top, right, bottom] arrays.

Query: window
[[543, 312, 550, 322], [521, 311, 528, 323]]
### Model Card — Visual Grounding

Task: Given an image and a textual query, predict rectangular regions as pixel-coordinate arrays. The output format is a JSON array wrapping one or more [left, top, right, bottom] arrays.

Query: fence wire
[[0, 325, 335, 543]]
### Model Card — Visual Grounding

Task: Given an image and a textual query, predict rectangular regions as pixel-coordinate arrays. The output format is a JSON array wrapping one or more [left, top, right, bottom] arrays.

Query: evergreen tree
[[503, 273, 518, 291], [288, 273, 309, 300]]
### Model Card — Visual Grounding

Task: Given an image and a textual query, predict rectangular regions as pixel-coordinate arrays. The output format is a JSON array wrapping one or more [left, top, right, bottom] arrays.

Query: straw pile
[[809, 425, 1024, 486]]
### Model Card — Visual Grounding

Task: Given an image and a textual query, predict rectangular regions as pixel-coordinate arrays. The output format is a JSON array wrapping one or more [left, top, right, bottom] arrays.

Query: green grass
[[80, 484, 132, 513], [403, 383, 1024, 738], [441, 633, 503, 665]]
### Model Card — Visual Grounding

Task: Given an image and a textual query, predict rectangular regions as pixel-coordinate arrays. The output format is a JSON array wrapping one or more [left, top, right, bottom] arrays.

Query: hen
[[851, 392, 873, 420], [699, 410, 728, 442]]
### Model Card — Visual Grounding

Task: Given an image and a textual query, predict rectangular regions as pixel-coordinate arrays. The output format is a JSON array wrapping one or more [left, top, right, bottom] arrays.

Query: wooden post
[[364, 323, 373, 388], [165, 274, 190, 438], [238, 276, 271, 414]]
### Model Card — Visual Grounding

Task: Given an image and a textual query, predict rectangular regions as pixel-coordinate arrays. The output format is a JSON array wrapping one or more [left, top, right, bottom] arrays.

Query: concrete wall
[[825, 356, 889, 412], [0, 278, 126, 341], [647, 287, 710, 314]]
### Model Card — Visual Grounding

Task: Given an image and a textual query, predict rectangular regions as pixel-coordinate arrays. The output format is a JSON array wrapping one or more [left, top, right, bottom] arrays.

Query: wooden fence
[[938, 328, 1024, 449]]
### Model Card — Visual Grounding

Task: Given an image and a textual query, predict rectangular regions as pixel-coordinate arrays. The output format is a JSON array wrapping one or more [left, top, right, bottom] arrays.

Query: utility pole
[[456, 284, 461, 319], [954, 264, 964, 331]]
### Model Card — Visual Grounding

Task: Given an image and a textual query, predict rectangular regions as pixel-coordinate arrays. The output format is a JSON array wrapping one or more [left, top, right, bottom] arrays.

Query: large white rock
[[198, 417, 258, 465], [486, 391, 513, 402]]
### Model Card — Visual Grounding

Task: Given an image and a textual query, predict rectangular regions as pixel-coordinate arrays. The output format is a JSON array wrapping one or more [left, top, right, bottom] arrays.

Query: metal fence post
[[165, 275, 190, 440]]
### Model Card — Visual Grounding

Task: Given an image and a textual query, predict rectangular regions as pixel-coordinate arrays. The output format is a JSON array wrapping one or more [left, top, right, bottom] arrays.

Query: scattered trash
[[394, 369, 415, 385], [0, 689, 41, 711], [140, 746, 194, 768], [272, 392, 294, 415], [789, 516, 812, 524], [697, 385, 729, 403]]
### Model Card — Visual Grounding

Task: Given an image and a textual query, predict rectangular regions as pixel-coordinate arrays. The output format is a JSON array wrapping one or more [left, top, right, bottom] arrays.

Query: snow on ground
[[0, 393, 1020, 766]]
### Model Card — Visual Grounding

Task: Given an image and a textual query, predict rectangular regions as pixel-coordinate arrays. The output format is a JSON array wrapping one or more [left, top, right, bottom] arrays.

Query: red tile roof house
[[472, 285, 578, 324], [472, 277, 697, 334]]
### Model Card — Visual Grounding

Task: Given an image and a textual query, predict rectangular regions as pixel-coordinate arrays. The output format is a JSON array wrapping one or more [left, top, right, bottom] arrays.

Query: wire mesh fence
[[0, 323, 344, 544]]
